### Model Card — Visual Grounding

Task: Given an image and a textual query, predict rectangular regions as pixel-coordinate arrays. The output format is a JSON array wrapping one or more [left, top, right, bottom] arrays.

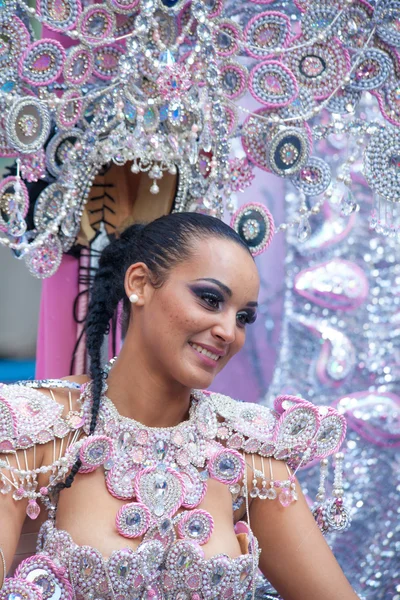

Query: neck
[[104, 344, 192, 428]]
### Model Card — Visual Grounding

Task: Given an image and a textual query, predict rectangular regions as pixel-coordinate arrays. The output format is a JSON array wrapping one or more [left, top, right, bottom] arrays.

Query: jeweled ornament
[[6, 98, 51, 154], [115, 502, 151, 538], [268, 128, 310, 176], [231, 202, 275, 255], [249, 60, 298, 108], [19, 39, 65, 86], [244, 11, 290, 59], [24, 234, 63, 278]]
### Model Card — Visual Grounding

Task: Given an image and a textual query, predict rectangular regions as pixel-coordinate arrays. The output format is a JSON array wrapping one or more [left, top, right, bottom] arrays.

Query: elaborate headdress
[[1, 0, 400, 279]]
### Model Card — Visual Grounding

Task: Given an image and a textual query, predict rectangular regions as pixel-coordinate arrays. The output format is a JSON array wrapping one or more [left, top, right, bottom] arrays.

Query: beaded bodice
[[0, 380, 348, 600], [34, 519, 258, 599]]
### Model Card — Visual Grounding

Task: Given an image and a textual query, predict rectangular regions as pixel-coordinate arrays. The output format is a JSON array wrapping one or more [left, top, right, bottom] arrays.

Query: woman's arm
[[0, 444, 42, 586], [249, 457, 359, 600]]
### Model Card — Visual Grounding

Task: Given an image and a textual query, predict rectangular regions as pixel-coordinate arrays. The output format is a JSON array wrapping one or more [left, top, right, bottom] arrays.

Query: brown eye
[[236, 311, 257, 327]]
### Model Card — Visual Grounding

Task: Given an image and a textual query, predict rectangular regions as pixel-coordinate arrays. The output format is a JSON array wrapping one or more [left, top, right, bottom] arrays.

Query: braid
[[59, 227, 144, 492]]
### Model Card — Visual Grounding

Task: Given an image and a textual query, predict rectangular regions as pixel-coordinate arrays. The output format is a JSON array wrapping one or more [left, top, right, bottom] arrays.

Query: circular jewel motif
[[244, 11, 290, 59], [6, 97, 51, 154], [79, 435, 113, 470], [208, 449, 244, 485], [115, 502, 151, 538], [375, 74, 400, 127], [24, 234, 63, 279], [283, 38, 350, 100], [291, 157, 331, 196], [249, 60, 298, 108], [268, 127, 310, 176], [64, 45, 94, 86], [213, 19, 241, 57], [177, 509, 214, 545], [19, 39, 65, 86], [349, 48, 392, 91], [231, 202, 275, 256], [38, 0, 82, 32], [220, 61, 248, 100], [78, 6, 116, 45], [93, 44, 124, 80]]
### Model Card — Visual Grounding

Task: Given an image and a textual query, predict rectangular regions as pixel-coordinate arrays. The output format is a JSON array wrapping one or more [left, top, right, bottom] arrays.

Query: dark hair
[[61, 211, 251, 489]]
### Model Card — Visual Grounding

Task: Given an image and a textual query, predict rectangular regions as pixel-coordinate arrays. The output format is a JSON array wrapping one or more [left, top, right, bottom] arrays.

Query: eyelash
[[194, 289, 257, 327]]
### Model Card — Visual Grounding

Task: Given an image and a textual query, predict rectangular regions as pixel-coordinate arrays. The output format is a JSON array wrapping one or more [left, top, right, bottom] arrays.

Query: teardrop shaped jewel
[[297, 216, 312, 241], [26, 498, 41, 519], [340, 191, 358, 217]]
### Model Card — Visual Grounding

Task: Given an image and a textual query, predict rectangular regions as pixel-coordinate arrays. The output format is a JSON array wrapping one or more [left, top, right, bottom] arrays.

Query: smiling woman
[[0, 213, 359, 600]]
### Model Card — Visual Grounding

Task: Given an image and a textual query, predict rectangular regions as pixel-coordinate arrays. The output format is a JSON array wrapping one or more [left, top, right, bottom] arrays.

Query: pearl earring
[[129, 293, 139, 304]]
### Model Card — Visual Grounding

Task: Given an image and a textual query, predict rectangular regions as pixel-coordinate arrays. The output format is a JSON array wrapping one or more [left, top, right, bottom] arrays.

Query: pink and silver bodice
[[0, 380, 348, 600]]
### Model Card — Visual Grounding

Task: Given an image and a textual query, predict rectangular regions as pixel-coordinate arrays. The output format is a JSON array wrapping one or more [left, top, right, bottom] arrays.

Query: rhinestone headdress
[[1, 0, 400, 278]]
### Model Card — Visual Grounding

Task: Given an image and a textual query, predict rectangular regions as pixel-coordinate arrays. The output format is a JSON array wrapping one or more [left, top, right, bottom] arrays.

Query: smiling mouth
[[188, 342, 221, 362]]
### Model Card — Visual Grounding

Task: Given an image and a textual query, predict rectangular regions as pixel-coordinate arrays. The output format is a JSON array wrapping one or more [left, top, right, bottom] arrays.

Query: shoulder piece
[[0, 382, 81, 452], [208, 392, 347, 469]]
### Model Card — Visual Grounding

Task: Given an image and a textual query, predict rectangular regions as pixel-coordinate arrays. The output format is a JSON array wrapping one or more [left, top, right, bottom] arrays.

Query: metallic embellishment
[[268, 127, 310, 176], [18, 39, 65, 87], [244, 11, 291, 60], [249, 60, 298, 108], [6, 98, 51, 154], [291, 156, 331, 196], [231, 202, 275, 256], [115, 502, 151, 538], [24, 234, 63, 278], [349, 48, 392, 91]]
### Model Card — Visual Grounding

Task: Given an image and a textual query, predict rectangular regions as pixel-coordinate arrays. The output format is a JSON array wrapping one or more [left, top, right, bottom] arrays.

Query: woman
[[0, 213, 359, 600]]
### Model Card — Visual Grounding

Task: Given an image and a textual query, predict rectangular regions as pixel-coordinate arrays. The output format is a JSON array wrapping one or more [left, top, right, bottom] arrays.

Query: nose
[[211, 312, 237, 345]]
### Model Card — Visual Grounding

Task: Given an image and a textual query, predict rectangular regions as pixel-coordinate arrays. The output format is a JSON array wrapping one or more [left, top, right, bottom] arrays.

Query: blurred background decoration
[[1, 0, 400, 598]]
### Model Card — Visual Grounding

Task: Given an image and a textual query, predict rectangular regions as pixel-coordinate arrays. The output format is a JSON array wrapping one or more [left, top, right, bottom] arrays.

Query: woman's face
[[128, 236, 260, 390]]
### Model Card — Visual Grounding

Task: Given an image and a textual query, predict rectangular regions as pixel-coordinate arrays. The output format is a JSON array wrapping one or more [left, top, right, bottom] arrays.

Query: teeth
[[189, 342, 220, 361]]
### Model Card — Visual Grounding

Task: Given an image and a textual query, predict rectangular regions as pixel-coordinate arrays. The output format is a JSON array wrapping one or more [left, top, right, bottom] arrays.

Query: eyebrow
[[192, 278, 258, 307]]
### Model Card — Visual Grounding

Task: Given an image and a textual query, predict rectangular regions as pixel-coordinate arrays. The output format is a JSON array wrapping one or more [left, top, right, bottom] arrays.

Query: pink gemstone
[[279, 489, 293, 507], [32, 54, 52, 72], [265, 74, 283, 94], [227, 433, 243, 449], [257, 26, 275, 45], [0, 440, 14, 451], [40, 487, 49, 496], [273, 480, 281, 488], [301, 167, 319, 183], [26, 499, 41, 519], [15, 487, 25, 498], [355, 61, 377, 80]]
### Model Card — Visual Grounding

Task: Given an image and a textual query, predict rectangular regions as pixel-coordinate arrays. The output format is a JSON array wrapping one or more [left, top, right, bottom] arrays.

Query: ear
[[124, 262, 153, 306]]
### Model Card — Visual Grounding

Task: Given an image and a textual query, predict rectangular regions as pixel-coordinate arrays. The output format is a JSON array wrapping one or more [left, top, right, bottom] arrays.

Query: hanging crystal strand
[[375, 193, 383, 234], [326, 452, 351, 532], [7, 158, 27, 238], [249, 454, 259, 498], [369, 193, 379, 231], [311, 458, 330, 533]]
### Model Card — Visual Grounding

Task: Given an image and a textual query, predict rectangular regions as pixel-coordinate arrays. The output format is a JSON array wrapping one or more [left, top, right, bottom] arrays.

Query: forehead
[[171, 236, 260, 297]]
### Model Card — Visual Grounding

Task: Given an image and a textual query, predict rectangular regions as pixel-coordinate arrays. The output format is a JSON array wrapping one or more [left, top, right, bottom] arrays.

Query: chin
[[178, 366, 219, 391]]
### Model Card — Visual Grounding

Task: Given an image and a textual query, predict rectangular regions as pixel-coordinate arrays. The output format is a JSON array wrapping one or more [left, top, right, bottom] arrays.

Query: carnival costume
[[0, 370, 349, 600]]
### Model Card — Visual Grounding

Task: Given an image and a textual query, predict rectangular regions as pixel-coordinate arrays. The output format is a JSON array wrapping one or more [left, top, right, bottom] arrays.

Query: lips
[[188, 342, 224, 362]]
